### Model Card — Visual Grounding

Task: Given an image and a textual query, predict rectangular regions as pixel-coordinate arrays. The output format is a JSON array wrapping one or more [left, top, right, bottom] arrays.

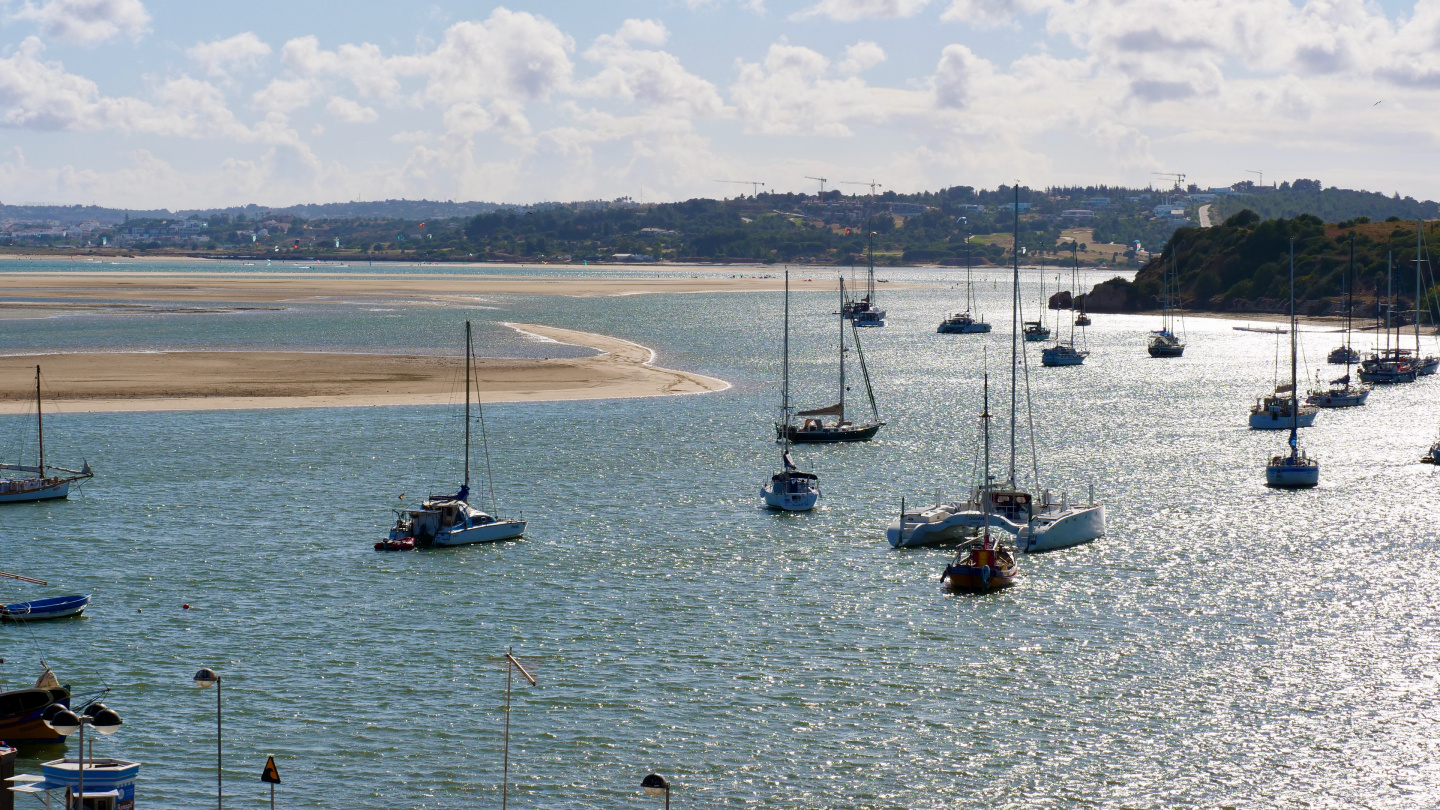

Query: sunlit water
[[3, 263, 1440, 809]]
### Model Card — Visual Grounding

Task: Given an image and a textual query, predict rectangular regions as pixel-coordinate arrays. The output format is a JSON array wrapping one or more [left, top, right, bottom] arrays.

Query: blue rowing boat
[[0, 594, 90, 621]]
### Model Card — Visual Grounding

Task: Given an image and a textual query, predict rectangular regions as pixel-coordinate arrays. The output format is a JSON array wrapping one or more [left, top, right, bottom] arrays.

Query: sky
[[0, 0, 1437, 209]]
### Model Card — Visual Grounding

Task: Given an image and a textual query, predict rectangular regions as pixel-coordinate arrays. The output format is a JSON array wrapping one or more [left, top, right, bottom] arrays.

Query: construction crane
[[840, 179, 882, 197], [804, 176, 829, 196], [1244, 169, 1263, 188], [716, 180, 766, 198], [1152, 172, 1186, 191]]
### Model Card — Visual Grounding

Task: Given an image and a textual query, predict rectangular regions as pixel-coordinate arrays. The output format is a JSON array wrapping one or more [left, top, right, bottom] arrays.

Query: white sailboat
[[1147, 249, 1186, 357], [1042, 257, 1089, 367], [0, 366, 92, 504], [1266, 240, 1320, 488], [763, 268, 820, 511], [1308, 236, 1369, 408], [845, 233, 886, 327], [384, 322, 525, 548], [1021, 261, 1051, 342], [938, 232, 991, 334], [888, 187, 1105, 552]]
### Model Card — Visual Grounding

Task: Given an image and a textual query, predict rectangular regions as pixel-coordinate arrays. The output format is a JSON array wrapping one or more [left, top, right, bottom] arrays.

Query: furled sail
[[797, 403, 844, 417]]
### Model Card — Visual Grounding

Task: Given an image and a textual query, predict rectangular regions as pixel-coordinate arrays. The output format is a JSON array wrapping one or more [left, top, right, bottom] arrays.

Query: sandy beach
[[0, 323, 729, 413]]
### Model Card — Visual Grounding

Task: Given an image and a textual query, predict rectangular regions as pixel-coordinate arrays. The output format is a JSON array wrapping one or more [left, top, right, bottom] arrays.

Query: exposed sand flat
[[0, 323, 729, 414], [0, 270, 866, 305]]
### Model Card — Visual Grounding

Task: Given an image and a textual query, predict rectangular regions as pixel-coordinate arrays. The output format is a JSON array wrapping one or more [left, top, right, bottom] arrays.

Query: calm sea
[[2, 260, 1439, 808]]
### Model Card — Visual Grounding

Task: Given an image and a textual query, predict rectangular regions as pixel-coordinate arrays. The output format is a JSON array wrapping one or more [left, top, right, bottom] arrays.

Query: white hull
[[1249, 410, 1317, 429], [1020, 504, 1105, 552], [1040, 348, 1088, 367], [888, 501, 1104, 552], [762, 485, 819, 511], [887, 503, 978, 548], [0, 479, 71, 503], [432, 518, 526, 546]]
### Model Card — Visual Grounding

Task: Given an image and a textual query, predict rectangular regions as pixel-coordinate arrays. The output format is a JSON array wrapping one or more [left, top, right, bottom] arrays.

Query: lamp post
[[641, 773, 671, 810], [193, 668, 222, 810], [43, 703, 122, 809]]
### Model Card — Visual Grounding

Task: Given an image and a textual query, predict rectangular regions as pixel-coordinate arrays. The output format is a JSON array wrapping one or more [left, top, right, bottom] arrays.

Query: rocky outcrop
[[1048, 290, 1073, 309], [1074, 277, 1143, 313]]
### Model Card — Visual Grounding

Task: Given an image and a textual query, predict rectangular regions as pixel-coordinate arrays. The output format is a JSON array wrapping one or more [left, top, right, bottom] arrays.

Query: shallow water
[[3, 265, 1440, 809]]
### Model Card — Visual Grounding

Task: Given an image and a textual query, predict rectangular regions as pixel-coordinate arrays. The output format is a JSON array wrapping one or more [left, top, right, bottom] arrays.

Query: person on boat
[[455, 483, 470, 502]]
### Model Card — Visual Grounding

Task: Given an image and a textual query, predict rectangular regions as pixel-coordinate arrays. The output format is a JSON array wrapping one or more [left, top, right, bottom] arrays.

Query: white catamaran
[[888, 188, 1105, 552], [384, 322, 526, 547], [1, 366, 92, 504], [763, 267, 821, 511]]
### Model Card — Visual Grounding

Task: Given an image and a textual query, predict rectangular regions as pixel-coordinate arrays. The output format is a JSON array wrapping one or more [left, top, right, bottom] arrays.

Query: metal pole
[[1010, 185, 1019, 486], [76, 721, 84, 810], [217, 677, 223, 810], [35, 366, 44, 475], [502, 659, 512, 810], [665, 785, 670, 810]]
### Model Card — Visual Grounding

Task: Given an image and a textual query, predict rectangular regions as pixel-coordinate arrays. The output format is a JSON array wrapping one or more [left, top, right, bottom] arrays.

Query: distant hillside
[[0, 199, 505, 226], [1079, 210, 1440, 318], [1209, 179, 1440, 225]]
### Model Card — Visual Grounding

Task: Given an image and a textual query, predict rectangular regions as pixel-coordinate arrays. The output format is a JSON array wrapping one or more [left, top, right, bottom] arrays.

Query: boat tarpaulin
[[797, 403, 843, 417]]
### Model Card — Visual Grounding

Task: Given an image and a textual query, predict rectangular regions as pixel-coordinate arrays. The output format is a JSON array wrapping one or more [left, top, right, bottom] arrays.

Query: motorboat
[[941, 533, 1019, 593], [937, 311, 990, 334], [1, 366, 93, 504], [0, 668, 71, 743], [1041, 343, 1088, 366], [784, 277, 885, 443], [763, 268, 821, 511], [1022, 320, 1051, 342], [384, 322, 526, 548], [1266, 240, 1321, 489], [1250, 388, 1318, 429]]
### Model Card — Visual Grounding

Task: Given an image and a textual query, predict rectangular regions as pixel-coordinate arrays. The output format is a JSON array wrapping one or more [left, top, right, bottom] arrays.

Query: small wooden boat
[[1, 594, 90, 621], [942, 534, 1019, 593], [374, 535, 416, 552], [0, 669, 71, 743]]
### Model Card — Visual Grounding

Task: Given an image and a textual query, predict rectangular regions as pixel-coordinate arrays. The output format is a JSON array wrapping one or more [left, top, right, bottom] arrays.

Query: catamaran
[[888, 187, 1105, 552], [1267, 241, 1320, 488], [783, 278, 885, 443], [938, 233, 990, 334], [763, 268, 821, 511], [1, 366, 92, 504], [383, 322, 526, 548]]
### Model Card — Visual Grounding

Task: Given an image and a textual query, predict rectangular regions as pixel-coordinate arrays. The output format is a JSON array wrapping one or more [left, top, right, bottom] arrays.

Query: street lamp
[[641, 773, 671, 810], [193, 667, 222, 810], [43, 702, 122, 809]]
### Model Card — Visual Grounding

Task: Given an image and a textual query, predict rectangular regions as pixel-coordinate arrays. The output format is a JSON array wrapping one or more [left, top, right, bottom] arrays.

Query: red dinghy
[[374, 536, 416, 552]]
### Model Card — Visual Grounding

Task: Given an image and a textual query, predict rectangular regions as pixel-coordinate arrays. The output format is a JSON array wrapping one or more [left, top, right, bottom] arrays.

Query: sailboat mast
[[966, 229, 973, 313], [982, 361, 991, 491], [1345, 236, 1354, 375], [1417, 221, 1424, 356], [35, 365, 44, 474], [1386, 252, 1393, 354], [783, 267, 792, 453], [1290, 241, 1298, 442], [838, 277, 847, 421], [1070, 250, 1077, 344], [1010, 185, 1019, 486], [867, 231, 876, 303], [464, 321, 471, 489]]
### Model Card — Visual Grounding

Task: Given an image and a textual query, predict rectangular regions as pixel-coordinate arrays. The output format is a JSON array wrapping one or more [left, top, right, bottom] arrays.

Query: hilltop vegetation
[[1209, 179, 1440, 225], [1080, 210, 1440, 318]]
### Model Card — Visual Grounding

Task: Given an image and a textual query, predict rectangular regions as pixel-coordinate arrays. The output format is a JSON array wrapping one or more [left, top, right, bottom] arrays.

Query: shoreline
[[0, 323, 729, 414]]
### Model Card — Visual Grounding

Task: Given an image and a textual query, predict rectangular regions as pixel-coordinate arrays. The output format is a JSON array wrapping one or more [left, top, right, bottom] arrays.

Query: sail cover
[[797, 403, 843, 417], [1330, 374, 1351, 385], [1275, 383, 1295, 393]]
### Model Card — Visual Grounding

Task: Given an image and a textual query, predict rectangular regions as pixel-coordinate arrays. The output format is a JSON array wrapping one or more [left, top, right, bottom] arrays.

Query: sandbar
[[0, 324, 729, 414]]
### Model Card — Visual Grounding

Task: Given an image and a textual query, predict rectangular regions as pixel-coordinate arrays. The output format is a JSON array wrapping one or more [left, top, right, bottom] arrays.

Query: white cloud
[[932, 43, 993, 108], [325, 96, 378, 123], [10, 0, 149, 45], [730, 43, 886, 136], [187, 32, 271, 76], [838, 41, 886, 75], [578, 20, 726, 117], [792, 0, 932, 22], [939, 0, 1052, 27], [251, 77, 317, 113]]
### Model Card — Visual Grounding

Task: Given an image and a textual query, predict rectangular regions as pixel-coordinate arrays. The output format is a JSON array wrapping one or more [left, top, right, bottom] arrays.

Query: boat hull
[[1419, 357, 1439, 376], [1249, 409, 1318, 430], [1, 594, 90, 621], [780, 422, 883, 443], [1266, 462, 1319, 488], [432, 519, 526, 546], [1307, 389, 1369, 408], [1020, 504, 1105, 552], [1023, 331, 1050, 342], [0, 687, 70, 743], [1148, 344, 1184, 358], [762, 486, 819, 511], [0, 479, 71, 503], [942, 564, 1018, 593], [887, 508, 976, 548], [1040, 348, 1087, 367]]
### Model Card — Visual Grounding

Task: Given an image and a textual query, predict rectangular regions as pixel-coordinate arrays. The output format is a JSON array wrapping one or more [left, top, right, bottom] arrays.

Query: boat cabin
[[401, 498, 495, 544], [984, 490, 1032, 523], [8, 757, 140, 810]]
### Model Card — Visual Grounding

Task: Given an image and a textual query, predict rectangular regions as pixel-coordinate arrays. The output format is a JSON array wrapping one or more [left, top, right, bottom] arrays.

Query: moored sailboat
[[763, 268, 820, 511], [844, 233, 886, 327], [1148, 249, 1185, 357], [938, 237, 990, 333], [1, 366, 93, 504], [382, 322, 526, 549], [1022, 261, 1051, 342], [1309, 235, 1369, 408], [1042, 254, 1090, 367], [1267, 241, 1320, 488], [782, 278, 885, 443]]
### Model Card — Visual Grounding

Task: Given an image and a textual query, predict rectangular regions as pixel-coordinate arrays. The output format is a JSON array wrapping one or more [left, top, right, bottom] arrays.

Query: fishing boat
[[1267, 241, 1320, 488], [1308, 237, 1369, 408], [888, 188, 1104, 553], [1, 366, 93, 503], [1042, 255, 1089, 367], [1021, 261, 1050, 342], [383, 322, 526, 548], [843, 233, 886, 327], [938, 235, 991, 333], [764, 268, 820, 511], [1147, 249, 1186, 357], [0, 667, 71, 743], [783, 278, 885, 443], [941, 530, 1019, 593]]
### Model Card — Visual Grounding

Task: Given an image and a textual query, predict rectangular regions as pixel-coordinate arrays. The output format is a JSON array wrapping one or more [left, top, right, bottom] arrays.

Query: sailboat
[[1074, 250, 1093, 327], [1148, 248, 1185, 357], [1266, 241, 1320, 489], [941, 373, 1019, 594], [1042, 255, 1090, 367], [1021, 259, 1051, 342], [1359, 252, 1418, 384], [1308, 236, 1369, 408], [763, 268, 821, 511], [1, 366, 93, 504], [1411, 221, 1438, 375], [382, 322, 526, 548], [844, 233, 886, 327], [938, 233, 991, 334], [888, 186, 1105, 552], [783, 278, 885, 443]]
